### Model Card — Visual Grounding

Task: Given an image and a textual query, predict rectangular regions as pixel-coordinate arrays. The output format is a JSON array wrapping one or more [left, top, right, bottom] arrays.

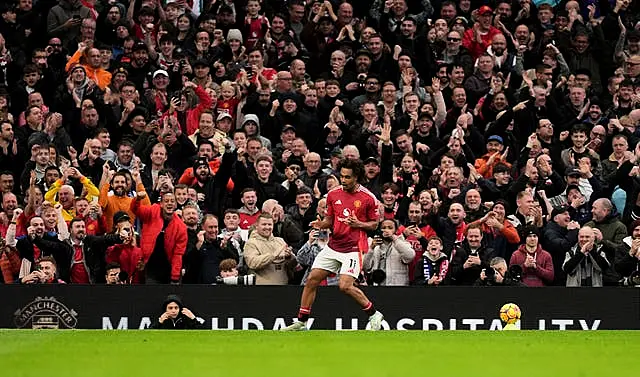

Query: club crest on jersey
[[353, 200, 361, 209]]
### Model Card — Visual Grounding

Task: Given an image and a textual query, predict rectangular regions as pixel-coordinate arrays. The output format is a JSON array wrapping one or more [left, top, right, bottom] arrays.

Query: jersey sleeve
[[326, 191, 335, 218], [365, 194, 379, 222]]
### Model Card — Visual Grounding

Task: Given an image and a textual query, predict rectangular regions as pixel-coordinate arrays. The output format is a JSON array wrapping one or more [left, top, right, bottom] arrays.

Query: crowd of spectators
[[0, 0, 640, 288]]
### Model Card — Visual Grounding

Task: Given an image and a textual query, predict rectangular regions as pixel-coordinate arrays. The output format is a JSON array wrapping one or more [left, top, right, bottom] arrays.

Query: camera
[[365, 269, 386, 286], [216, 274, 256, 285], [620, 271, 640, 286], [357, 73, 367, 89], [484, 267, 495, 281]]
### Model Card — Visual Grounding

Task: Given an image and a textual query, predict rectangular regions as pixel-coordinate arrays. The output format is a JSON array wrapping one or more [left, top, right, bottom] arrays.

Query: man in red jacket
[[462, 6, 502, 59], [131, 191, 187, 284], [509, 226, 554, 287]]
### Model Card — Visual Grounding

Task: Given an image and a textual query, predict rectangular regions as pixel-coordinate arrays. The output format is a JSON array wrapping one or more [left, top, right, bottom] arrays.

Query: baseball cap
[[113, 211, 131, 224], [217, 112, 233, 122], [419, 111, 434, 122], [282, 124, 296, 133], [565, 184, 583, 195], [192, 58, 209, 68], [363, 156, 380, 166], [551, 205, 570, 219], [193, 157, 209, 170], [453, 16, 469, 26], [152, 69, 168, 79], [487, 135, 504, 144], [478, 5, 493, 15], [132, 41, 148, 52], [355, 49, 373, 60], [522, 225, 539, 238], [565, 167, 581, 177], [628, 30, 640, 42]]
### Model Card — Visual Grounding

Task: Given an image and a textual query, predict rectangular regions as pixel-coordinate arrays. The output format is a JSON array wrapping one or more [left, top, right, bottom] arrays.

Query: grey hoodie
[[241, 114, 272, 150]]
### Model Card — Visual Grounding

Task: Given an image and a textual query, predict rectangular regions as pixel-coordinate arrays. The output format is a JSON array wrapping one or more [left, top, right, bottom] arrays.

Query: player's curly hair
[[337, 158, 365, 183]]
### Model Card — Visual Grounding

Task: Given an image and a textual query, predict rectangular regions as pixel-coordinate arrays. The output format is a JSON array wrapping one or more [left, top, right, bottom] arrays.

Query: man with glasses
[[298, 152, 328, 197], [351, 74, 380, 110], [440, 31, 473, 75]]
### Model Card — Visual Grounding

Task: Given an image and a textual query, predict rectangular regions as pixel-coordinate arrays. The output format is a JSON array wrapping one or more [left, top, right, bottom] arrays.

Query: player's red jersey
[[326, 185, 379, 253]]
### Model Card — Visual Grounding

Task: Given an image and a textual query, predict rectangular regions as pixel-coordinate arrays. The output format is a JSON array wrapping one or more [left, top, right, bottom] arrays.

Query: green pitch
[[2, 330, 638, 376]]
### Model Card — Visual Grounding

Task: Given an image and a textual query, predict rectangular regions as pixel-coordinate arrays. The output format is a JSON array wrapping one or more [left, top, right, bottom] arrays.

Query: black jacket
[[62, 234, 123, 284], [449, 242, 496, 286], [151, 314, 205, 329], [541, 221, 578, 286], [16, 234, 72, 282], [195, 239, 239, 284]]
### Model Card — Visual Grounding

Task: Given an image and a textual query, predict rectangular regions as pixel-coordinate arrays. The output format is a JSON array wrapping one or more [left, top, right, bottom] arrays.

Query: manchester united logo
[[354, 200, 361, 209]]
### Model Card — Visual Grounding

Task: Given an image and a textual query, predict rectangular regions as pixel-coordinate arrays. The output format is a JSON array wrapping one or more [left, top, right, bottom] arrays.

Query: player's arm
[[310, 215, 333, 230], [349, 219, 378, 232]]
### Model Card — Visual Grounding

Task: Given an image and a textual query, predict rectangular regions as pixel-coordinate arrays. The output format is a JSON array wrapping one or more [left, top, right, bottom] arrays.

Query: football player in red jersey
[[283, 159, 384, 331]]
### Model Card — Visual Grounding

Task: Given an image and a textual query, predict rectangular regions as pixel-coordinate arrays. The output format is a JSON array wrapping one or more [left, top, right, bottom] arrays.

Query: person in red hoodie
[[131, 191, 187, 284], [105, 211, 143, 284], [509, 226, 554, 287]]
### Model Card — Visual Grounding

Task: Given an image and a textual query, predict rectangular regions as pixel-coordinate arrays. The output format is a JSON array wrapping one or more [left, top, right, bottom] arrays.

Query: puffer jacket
[[363, 236, 415, 286], [243, 231, 296, 285]]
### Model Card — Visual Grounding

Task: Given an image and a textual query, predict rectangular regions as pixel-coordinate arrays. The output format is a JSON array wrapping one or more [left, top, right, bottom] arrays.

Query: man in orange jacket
[[474, 135, 511, 179], [65, 44, 112, 90]]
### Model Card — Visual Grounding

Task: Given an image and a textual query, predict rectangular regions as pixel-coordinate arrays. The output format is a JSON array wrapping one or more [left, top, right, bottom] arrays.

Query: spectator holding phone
[[21, 256, 66, 284]]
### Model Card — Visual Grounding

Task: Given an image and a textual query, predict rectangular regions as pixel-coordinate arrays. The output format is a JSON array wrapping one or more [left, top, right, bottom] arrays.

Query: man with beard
[[125, 42, 157, 90], [179, 203, 202, 284], [132, 191, 187, 284], [61, 218, 124, 283], [351, 74, 380, 110], [449, 223, 496, 285], [242, 87, 272, 125], [463, 189, 487, 223], [16, 216, 70, 282], [45, 167, 100, 221], [0, 122, 20, 180], [428, 202, 468, 255], [289, 60, 310, 92], [190, 140, 235, 217], [488, 34, 517, 77], [99, 164, 150, 230]]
